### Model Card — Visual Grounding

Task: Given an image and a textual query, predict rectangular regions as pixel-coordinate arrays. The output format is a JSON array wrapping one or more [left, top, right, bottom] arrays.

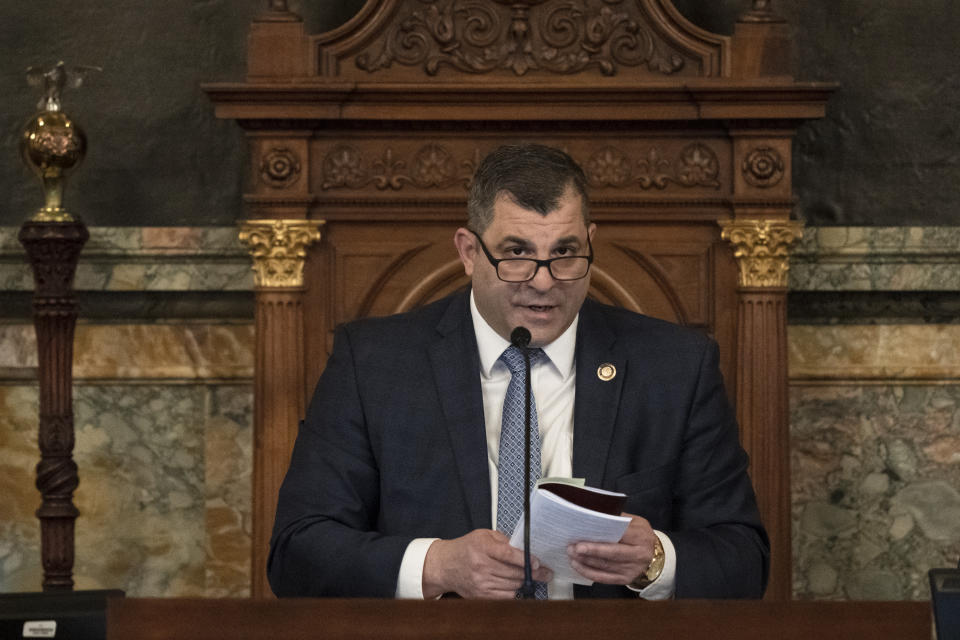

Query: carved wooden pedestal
[[18, 220, 89, 591]]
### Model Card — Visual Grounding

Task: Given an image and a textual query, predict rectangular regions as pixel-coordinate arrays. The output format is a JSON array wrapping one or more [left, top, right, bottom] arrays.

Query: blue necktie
[[496, 345, 548, 599]]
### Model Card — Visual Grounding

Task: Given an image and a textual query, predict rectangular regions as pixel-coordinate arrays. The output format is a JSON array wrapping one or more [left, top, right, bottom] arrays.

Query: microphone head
[[510, 326, 531, 348]]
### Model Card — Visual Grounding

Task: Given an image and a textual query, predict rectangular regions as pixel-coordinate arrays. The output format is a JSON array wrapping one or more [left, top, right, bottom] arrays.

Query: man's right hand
[[421, 529, 553, 599]]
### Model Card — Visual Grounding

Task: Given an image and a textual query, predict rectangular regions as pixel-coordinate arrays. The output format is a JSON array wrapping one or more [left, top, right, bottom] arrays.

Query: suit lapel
[[572, 301, 625, 488], [428, 291, 492, 530]]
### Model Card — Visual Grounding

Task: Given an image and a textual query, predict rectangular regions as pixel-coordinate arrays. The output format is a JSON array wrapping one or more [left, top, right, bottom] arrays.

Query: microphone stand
[[511, 327, 536, 600]]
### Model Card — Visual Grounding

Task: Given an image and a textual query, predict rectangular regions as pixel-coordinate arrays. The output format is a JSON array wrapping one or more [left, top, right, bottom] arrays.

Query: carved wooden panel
[[311, 135, 732, 206], [315, 0, 728, 80]]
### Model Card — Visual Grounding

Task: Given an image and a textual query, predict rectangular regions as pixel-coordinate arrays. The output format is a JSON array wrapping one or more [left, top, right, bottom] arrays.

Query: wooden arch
[[205, 0, 833, 600]]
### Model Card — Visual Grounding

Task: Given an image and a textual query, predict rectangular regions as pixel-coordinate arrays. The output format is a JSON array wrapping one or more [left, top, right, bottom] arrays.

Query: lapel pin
[[597, 363, 616, 381]]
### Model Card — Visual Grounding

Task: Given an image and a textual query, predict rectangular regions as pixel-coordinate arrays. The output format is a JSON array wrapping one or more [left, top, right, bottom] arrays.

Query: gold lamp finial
[[20, 62, 100, 222]]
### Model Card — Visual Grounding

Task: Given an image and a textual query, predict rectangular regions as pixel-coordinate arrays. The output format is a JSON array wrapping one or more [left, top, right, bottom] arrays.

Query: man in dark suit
[[268, 144, 768, 599]]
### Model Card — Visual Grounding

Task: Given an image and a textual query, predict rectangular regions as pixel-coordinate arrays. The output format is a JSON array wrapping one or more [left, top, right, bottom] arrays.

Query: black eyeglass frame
[[468, 229, 594, 283]]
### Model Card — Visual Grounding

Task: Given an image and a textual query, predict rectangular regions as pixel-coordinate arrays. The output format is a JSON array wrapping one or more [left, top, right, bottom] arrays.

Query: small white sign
[[23, 620, 57, 638]]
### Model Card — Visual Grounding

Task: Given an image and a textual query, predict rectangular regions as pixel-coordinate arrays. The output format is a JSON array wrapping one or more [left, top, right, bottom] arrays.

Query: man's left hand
[[567, 513, 658, 585]]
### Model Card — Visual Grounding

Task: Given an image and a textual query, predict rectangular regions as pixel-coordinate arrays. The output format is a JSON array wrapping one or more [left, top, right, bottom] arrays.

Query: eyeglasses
[[469, 229, 593, 283]]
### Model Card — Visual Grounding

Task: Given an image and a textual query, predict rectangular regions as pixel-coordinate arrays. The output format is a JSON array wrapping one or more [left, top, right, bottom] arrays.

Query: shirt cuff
[[627, 530, 676, 600], [395, 537, 440, 599]]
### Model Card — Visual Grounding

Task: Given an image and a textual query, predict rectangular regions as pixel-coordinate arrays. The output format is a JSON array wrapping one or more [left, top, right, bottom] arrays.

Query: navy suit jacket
[[268, 289, 769, 598]]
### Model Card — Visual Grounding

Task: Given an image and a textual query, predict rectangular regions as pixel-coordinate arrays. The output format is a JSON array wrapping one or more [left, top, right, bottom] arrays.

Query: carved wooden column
[[721, 218, 802, 601], [19, 221, 89, 591], [239, 219, 322, 598]]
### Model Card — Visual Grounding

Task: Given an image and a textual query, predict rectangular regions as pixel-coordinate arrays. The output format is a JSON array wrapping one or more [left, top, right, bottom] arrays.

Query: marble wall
[[789, 227, 960, 599], [0, 228, 254, 597], [1, 225, 958, 600]]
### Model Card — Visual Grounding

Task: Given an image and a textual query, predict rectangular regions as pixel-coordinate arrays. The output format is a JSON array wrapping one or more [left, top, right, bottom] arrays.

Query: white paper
[[508, 488, 631, 585]]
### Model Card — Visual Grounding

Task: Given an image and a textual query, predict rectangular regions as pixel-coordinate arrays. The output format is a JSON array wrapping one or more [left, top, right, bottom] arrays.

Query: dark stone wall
[[2, 0, 957, 226], [673, 0, 960, 227]]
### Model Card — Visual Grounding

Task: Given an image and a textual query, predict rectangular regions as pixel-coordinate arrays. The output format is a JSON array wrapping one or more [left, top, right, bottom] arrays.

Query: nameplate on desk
[[23, 620, 57, 638]]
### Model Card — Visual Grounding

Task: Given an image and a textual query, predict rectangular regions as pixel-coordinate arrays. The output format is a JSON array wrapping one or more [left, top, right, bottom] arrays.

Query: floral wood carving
[[322, 143, 719, 192], [355, 0, 684, 77], [321, 144, 477, 190], [719, 218, 803, 288], [238, 219, 324, 288], [585, 143, 720, 189]]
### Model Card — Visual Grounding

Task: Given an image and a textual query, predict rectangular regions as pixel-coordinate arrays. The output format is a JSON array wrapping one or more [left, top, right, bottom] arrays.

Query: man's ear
[[453, 228, 476, 276], [588, 222, 597, 243]]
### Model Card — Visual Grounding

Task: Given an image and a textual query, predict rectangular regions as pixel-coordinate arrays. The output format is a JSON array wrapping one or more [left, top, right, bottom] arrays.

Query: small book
[[508, 478, 631, 585], [537, 478, 627, 516]]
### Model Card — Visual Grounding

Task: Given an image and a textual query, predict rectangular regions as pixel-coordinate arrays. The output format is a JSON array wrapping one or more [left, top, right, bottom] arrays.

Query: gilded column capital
[[238, 219, 324, 288], [720, 218, 803, 288]]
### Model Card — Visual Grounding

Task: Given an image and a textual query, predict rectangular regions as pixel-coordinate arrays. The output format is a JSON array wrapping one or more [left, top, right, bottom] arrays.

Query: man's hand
[[567, 513, 658, 586], [422, 529, 553, 599]]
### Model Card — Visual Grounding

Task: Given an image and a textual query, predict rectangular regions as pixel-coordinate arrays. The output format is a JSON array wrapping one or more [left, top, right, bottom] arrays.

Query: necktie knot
[[499, 345, 543, 374]]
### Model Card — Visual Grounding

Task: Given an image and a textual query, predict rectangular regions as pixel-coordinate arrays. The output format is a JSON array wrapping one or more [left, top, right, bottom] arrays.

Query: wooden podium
[[108, 598, 930, 639]]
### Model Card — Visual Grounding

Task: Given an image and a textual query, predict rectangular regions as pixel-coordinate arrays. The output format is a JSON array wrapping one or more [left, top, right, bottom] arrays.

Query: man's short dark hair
[[467, 144, 590, 233]]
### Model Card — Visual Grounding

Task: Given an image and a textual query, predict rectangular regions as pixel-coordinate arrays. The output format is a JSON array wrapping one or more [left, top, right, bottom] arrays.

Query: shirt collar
[[469, 290, 578, 380]]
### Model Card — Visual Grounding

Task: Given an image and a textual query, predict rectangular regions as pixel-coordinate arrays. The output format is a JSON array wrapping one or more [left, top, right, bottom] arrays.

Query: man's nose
[[526, 262, 556, 291]]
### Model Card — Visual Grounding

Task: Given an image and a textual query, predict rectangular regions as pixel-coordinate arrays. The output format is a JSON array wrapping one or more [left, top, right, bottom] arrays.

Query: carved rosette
[[238, 219, 323, 288], [720, 219, 803, 288], [355, 0, 684, 77], [259, 147, 301, 189], [742, 146, 784, 188]]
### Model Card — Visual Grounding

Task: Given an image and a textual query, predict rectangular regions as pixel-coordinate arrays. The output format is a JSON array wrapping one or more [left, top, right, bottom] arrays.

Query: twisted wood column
[[239, 219, 323, 598], [720, 219, 802, 601], [18, 220, 89, 591]]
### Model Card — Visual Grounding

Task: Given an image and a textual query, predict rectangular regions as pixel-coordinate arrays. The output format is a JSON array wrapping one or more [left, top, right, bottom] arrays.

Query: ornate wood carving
[[259, 148, 302, 189], [238, 219, 324, 288], [585, 143, 721, 190], [18, 220, 89, 591], [317, 0, 728, 80], [720, 219, 803, 288], [355, 0, 686, 77], [317, 142, 722, 195], [741, 146, 784, 188], [320, 144, 474, 191]]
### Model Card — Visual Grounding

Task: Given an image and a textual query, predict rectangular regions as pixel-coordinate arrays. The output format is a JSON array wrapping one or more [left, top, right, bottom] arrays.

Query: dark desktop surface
[[0, 590, 123, 640]]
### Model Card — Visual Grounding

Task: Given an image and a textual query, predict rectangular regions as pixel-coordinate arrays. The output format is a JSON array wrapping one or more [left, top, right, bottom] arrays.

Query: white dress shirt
[[395, 292, 675, 599]]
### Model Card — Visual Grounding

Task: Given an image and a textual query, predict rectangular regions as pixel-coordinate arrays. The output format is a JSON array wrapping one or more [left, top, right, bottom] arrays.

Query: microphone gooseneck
[[510, 326, 537, 599]]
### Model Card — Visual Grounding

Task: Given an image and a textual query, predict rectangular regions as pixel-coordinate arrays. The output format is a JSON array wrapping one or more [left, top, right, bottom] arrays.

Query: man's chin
[[523, 319, 566, 347]]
